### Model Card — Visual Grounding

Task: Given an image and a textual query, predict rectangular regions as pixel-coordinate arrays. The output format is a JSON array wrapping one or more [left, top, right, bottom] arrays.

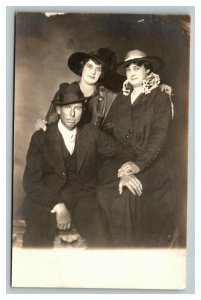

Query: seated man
[[21, 82, 126, 248]]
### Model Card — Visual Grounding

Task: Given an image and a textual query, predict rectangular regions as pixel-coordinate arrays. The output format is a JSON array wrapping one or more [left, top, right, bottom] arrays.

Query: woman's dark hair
[[125, 60, 153, 74], [80, 58, 106, 80]]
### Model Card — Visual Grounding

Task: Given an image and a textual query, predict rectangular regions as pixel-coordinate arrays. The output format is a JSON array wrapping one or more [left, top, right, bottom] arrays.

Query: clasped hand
[[118, 161, 140, 177], [119, 174, 143, 196]]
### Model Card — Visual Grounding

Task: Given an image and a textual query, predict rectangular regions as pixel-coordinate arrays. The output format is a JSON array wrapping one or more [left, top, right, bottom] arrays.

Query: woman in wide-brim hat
[[116, 49, 163, 75], [98, 49, 178, 248], [36, 48, 125, 131], [68, 48, 116, 76], [68, 48, 126, 91]]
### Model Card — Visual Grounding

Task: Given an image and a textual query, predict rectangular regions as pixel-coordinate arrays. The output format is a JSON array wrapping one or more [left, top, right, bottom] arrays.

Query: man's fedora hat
[[116, 49, 163, 75], [52, 82, 88, 106]]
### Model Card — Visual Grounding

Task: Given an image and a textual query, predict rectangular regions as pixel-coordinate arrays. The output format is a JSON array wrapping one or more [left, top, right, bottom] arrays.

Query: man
[[22, 81, 139, 248]]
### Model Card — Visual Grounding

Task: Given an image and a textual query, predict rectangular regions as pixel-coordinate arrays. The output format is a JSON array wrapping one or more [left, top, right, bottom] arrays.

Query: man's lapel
[[45, 123, 66, 175], [45, 122, 90, 174], [76, 126, 90, 172]]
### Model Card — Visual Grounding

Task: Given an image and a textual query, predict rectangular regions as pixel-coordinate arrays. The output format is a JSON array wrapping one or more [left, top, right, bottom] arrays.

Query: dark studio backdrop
[[13, 12, 190, 246]]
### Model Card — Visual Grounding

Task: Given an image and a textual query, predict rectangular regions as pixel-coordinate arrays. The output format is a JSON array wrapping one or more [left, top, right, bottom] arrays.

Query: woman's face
[[126, 63, 149, 88], [81, 59, 102, 85]]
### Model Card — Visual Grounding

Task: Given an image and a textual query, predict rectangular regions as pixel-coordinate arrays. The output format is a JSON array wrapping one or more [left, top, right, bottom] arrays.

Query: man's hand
[[52, 203, 71, 230], [118, 161, 140, 177], [35, 118, 47, 132], [159, 84, 173, 96], [119, 175, 143, 196], [122, 79, 131, 95]]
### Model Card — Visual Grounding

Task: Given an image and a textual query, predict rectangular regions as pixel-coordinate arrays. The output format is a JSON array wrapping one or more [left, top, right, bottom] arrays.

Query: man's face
[[57, 102, 83, 130], [81, 59, 102, 85]]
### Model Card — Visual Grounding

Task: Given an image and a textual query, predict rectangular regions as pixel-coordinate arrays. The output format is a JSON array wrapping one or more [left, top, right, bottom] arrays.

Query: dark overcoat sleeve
[[23, 131, 63, 210], [93, 126, 126, 184], [96, 128, 121, 157]]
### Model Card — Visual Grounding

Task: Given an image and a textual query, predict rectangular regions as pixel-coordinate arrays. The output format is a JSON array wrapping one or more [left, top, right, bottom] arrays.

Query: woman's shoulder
[[97, 85, 118, 98], [109, 91, 129, 108], [150, 87, 172, 115], [149, 87, 170, 103], [153, 86, 169, 97]]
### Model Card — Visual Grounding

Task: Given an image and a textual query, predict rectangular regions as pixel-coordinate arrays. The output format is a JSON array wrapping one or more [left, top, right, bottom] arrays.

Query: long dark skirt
[[98, 182, 143, 247], [98, 158, 179, 248]]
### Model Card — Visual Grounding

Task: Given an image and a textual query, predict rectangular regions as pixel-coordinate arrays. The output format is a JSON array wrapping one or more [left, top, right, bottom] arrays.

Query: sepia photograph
[[11, 9, 191, 289]]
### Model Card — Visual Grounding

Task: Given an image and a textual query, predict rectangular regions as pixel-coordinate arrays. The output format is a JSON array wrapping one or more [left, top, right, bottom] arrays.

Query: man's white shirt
[[51, 120, 77, 213], [58, 119, 77, 155]]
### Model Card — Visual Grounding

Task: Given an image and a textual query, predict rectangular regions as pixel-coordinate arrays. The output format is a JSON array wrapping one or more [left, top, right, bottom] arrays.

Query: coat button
[[126, 135, 129, 139], [62, 171, 66, 176], [129, 129, 132, 133]]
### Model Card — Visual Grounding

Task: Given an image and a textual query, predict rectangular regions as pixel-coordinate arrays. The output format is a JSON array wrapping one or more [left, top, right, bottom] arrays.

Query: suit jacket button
[[129, 129, 132, 133], [126, 135, 129, 139], [62, 171, 66, 176]]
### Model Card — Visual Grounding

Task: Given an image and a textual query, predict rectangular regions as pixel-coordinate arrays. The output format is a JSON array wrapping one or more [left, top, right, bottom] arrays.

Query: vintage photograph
[[11, 11, 190, 289]]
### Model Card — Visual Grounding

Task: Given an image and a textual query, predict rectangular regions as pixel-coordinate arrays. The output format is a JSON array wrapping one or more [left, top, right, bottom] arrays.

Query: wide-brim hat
[[116, 49, 163, 75], [68, 48, 126, 92], [68, 48, 117, 76], [52, 82, 88, 106]]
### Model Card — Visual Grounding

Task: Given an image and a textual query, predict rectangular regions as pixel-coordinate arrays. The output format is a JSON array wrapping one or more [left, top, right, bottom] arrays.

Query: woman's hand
[[159, 84, 173, 96], [119, 175, 143, 196], [35, 118, 47, 131], [118, 161, 140, 177]]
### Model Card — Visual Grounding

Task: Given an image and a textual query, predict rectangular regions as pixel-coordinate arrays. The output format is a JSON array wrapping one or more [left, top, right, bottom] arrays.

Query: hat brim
[[52, 96, 88, 106], [116, 56, 163, 75], [68, 52, 109, 76]]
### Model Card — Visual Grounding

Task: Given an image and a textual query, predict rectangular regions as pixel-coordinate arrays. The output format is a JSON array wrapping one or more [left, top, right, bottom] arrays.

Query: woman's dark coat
[[98, 87, 178, 247]]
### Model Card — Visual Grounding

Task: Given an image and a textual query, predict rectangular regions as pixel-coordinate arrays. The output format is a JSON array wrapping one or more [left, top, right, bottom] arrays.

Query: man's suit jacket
[[22, 122, 121, 212]]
